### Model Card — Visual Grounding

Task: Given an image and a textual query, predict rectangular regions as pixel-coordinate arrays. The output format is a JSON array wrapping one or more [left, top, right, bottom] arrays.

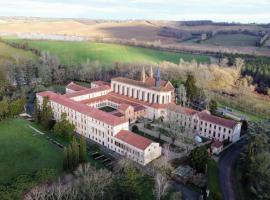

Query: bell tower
[[141, 66, 146, 82], [149, 66, 154, 78], [155, 67, 161, 87]]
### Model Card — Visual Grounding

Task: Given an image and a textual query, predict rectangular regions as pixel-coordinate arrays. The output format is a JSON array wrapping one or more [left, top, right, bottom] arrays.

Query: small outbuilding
[[211, 140, 223, 155]]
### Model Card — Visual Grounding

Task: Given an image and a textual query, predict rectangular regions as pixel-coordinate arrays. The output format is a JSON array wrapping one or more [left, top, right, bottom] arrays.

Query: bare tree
[[75, 164, 113, 200], [25, 185, 48, 200], [154, 173, 168, 200], [165, 111, 185, 145]]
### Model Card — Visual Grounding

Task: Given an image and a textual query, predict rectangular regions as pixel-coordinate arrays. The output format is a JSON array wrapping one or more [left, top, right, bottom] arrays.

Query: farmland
[[4, 38, 211, 65], [0, 119, 63, 199], [201, 34, 260, 47]]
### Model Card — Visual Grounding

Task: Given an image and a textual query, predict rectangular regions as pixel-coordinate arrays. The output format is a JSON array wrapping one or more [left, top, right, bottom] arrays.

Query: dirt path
[[28, 125, 45, 135]]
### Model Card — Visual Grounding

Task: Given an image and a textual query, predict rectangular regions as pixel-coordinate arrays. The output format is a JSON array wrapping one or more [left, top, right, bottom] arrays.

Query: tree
[[40, 96, 54, 129], [170, 191, 183, 200], [9, 97, 26, 117], [67, 145, 73, 170], [53, 113, 75, 140], [75, 164, 113, 200], [154, 173, 168, 200], [33, 98, 40, 123], [0, 97, 9, 120], [209, 99, 218, 114], [189, 146, 209, 173], [79, 135, 87, 163], [71, 137, 79, 169], [165, 111, 186, 145], [243, 133, 270, 199], [63, 147, 69, 171], [184, 74, 198, 102], [132, 125, 139, 133], [115, 158, 144, 199]]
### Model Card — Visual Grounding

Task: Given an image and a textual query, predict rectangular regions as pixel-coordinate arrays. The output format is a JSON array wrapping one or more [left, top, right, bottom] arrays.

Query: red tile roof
[[92, 81, 110, 87], [63, 85, 111, 98], [114, 130, 153, 150], [198, 112, 238, 129], [66, 82, 88, 91], [211, 140, 223, 148], [79, 93, 148, 112], [112, 77, 174, 92], [119, 103, 132, 112], [167, 104, 238, 129], [37, 91, 127, 126], [108, 92, 167, 109]]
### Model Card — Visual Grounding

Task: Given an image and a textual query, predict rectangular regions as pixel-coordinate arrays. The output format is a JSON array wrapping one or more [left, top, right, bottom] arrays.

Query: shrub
[[132, 125, 139, 133]]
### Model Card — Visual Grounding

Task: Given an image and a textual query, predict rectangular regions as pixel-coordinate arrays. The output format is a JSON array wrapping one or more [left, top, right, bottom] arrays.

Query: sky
[[0, 0, 269, 23]]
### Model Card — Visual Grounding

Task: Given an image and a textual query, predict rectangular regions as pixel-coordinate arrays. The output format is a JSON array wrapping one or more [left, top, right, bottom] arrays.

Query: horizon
[[0, 16, 269, 25], [0, 0, 270, 24]]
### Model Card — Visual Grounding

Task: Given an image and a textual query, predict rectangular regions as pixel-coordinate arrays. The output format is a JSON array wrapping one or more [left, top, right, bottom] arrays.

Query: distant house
[[211, 140, 223, 155]]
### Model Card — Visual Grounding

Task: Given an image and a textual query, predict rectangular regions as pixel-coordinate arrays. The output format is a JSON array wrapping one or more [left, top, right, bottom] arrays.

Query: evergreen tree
[[33, 98, 40, 123], [63, 147, 69, 171], [53, 113, 75, 140], [67, 145, 73, 170], [0, 97, 9, 120], [9, 97, 26, 117], [209, 99, 218, 114], [79, 135, 87, 163], [189, 146, 209, 173], [40, 96, 54, 129], [184, 74, 198, 102], [71, 137, 79, 169]]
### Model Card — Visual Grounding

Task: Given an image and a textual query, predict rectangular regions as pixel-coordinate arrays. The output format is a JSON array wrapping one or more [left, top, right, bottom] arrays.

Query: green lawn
[[0, 42, 37, 65], [201, 34, 259, 47], [0, 118, 63, 199], [4, 38, 210, 66], [207, 159, 222, 199]]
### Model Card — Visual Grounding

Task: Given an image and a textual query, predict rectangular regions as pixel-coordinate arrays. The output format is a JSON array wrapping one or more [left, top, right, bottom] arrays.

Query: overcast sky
[[0, 0, 269, 23]]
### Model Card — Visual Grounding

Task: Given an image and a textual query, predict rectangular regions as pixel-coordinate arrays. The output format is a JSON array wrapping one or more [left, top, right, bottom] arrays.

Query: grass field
[[0, 42, 37, 65], [208, 159, 222, 199], [0, 118, 63, 199], [4, 38, 210, 65], [201, 34, 259, 47], [0, 118, 63, 183]]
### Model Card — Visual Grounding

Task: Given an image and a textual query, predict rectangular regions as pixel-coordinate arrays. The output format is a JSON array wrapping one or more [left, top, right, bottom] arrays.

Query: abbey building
[[37, 67, 241, 165]]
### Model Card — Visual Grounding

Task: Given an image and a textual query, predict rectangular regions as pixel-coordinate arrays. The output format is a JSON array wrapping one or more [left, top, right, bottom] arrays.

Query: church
[[36, 67, 241, 165]]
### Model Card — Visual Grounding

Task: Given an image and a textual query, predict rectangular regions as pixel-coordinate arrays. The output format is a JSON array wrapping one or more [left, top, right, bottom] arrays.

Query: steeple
[[141, 66, 146, 82], [155, 67, 161, 87], [149, 66, 154, 78]]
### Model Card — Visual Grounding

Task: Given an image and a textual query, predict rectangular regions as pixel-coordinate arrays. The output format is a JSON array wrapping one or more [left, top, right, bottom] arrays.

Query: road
[[219, 140, 245, 200]]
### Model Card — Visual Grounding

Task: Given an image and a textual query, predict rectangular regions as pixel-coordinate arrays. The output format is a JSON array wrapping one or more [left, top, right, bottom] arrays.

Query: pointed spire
[[155, 67, 161, 87], [149, 66, 153, 78], [141, 66, 146, 82]]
